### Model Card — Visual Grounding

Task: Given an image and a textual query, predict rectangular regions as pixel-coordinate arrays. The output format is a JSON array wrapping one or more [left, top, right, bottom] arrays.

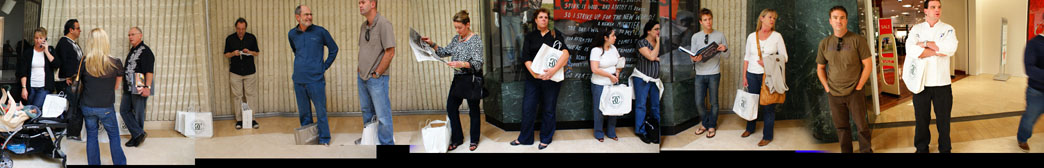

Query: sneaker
[[251, 120, 259, 129], [235, 121, 243, 129], [67, 136, 82, 142]]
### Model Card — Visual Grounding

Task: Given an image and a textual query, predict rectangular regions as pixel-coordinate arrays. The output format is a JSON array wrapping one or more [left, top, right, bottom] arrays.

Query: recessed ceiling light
[[903, 4, 912, 8], [902, 12, 910, 15]]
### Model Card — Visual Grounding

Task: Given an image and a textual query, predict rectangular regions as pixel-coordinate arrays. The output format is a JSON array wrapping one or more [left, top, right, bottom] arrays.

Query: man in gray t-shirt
[[356, 0, 396, 145], [688, 8, 728, 138]]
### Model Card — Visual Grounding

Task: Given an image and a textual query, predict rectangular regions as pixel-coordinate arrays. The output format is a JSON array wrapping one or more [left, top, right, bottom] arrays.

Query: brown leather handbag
[[755, 32, 786, 105]]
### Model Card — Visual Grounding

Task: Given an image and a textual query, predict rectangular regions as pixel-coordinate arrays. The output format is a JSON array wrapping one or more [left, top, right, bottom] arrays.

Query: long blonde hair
[[85, 28, 118, 77], [755, 9, 777, 32]]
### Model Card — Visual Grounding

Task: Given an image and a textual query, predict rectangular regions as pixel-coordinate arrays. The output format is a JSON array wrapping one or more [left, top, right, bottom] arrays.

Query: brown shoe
[[1019, 142, 1030, 152], [758, 140, 772, 146], [741, 131, 752, 138]]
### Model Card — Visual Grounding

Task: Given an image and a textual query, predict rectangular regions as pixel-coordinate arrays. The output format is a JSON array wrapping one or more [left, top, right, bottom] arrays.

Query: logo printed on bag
[[608, 92, 624, 109], [546, 57, 557, 67], [193, 119, 205, 134]]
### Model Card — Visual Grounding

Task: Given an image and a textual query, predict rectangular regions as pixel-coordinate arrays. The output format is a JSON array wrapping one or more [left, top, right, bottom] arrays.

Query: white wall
[[940, 0, 970, 72], [972, 0, 1029, 76]]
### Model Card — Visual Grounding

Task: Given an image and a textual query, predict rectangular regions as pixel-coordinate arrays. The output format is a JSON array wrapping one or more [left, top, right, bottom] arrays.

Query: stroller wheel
[[0, 152, 12, 168]]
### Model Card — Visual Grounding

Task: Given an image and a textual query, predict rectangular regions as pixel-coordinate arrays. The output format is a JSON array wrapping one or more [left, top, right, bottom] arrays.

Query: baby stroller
[[0, 87, 67, 168]]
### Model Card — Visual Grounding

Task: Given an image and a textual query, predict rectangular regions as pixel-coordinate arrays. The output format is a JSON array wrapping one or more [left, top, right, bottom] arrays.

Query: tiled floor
[[16, 121, 196, 167], [665, 74, 1044, 153], [404, 114, 660, 153], [876, 75, 1028, 123], [194, 117, 377, 158]]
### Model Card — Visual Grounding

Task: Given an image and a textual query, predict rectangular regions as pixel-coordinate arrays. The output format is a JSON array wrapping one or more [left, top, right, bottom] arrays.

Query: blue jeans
[[632, 77, 661, 135], [27, 87, 49, 108], [745, 72, 776, 140], [591, 84, 617, 139], [694, 74, 720, 129], [1018, 87, 1044, 143], [83, 106, 126, 165], [294, 80, 330, 144], [119, 92, 147, 137], [517, 79, 561, 145], [358, 75, 394, 145]]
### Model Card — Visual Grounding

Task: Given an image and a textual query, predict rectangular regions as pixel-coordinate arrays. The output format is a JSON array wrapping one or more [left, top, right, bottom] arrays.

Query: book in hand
[[680, 42, 721, 63]]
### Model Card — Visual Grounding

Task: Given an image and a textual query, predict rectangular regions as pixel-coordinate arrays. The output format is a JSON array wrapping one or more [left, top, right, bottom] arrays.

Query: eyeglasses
[[836, 37, 843, 51]]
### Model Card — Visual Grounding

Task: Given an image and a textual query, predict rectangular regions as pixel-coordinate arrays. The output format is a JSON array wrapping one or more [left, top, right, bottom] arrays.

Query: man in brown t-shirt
[[816, 6, 874, 153], [355, 0, 396, 145]]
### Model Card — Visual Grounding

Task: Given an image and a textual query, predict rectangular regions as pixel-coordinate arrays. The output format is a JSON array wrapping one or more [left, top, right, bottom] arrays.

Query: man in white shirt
[[903, 0, 958, 153]]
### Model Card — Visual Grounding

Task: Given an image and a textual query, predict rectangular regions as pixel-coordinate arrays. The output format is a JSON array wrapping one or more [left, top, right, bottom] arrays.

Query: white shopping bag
[[294, 123, 318, 145], [175, 111, 186, 134], [41, 93, 67, 118], [529, 44, 566, 82], [599, 84, 633, 116], [731, 89, 760, 121], [115, 110, 130, 135], [421, 116, 451, 153], [188, 112, 213, 138], [360, 118, 380, 145], [241, 103, 253, 129]]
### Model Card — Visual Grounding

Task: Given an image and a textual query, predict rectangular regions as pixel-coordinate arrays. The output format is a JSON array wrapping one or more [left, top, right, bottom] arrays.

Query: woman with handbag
[[633, 20, 662, 144], [421, 10, 485, 151], [741, 9, 788, 147], [79, 28, 128, 165], [16, 27, 57, 108], [589, 25, 622, 142], [510, 8, 570, 150]]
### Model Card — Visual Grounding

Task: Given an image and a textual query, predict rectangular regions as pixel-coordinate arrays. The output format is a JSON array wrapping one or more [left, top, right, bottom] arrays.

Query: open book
[[680, 42, 721, 63]]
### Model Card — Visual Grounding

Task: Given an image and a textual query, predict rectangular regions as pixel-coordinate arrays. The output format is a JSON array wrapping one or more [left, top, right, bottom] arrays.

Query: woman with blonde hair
[[16, 27, 56, 108], [741, 9, 788, 147], [79, 28, 127, 165]]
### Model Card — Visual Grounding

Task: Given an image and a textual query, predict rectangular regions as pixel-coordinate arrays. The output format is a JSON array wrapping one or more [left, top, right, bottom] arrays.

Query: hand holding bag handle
[[755, 31, 786, 105]]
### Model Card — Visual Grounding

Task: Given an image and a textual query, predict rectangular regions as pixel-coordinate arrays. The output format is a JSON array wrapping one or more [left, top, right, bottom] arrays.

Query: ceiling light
[[902, 4, 912, 8]]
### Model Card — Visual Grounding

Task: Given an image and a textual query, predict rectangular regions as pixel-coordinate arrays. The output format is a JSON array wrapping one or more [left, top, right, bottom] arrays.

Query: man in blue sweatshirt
[[1018, 32, 1044, 152], [288, 5, 338, 146]]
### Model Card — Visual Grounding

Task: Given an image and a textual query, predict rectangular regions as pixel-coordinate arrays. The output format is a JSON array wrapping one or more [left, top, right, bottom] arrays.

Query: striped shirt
[[635, 39, 660, 78]]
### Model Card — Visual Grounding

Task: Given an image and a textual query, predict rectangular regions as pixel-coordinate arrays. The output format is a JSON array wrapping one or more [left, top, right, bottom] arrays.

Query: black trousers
[[446, 76, 483, 145], [913, 85, 952, 153]]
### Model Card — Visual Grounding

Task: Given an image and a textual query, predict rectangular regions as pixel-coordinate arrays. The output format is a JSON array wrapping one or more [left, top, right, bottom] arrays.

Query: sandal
[[447, 144, 459, 151], [694, 127, 707, 135], [706, 128, 716, 138], [469, 143, 478, 151]]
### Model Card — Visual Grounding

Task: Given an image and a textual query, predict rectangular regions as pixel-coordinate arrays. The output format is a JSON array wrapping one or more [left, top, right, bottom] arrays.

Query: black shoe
[[638, 134, 651, 144], [538, 143, 549, 150], [136, 132, 147, 146], [125, 136, 139, 147], [235, 121, 243, 129], [252, 120, 260, 129]]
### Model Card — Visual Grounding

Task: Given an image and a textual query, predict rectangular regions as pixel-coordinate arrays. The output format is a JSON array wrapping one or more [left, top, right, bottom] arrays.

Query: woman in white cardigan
[[741, 9, 789, 147]]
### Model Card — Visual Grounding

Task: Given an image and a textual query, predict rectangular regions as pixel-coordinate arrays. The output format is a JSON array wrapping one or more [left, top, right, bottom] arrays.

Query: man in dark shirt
[[121, 27, 155, 147], [1018, 32, 1044, 152], [224, 18, 261, 130], [56, 19, 85, 141]]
